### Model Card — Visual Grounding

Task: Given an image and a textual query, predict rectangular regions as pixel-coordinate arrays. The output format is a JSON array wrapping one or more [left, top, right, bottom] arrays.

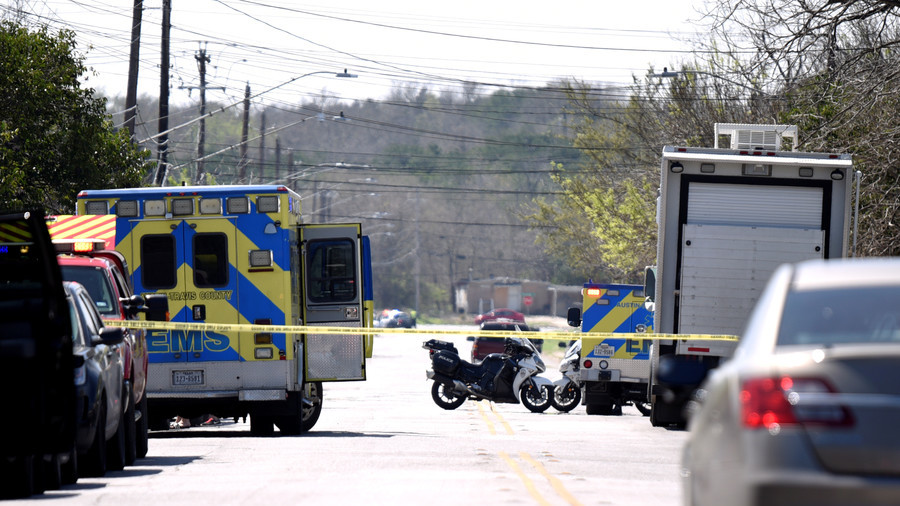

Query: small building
[[454, 278, 583, 318]]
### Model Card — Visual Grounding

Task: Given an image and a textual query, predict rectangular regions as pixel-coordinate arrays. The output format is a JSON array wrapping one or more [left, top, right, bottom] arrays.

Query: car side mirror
[[94, 326, 125, 346], [142, 293, 170, 322]]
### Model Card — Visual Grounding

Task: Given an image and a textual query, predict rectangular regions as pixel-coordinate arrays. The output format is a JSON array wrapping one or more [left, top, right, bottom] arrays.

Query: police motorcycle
[[423, 337, 553, 413], [550, 340, 583, 412], [551, 340, 653, 415]]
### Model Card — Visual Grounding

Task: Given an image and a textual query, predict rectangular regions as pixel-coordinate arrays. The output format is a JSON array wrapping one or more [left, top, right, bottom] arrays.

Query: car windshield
[[777, 285, 900, 346], [61, 266, 117, 317]]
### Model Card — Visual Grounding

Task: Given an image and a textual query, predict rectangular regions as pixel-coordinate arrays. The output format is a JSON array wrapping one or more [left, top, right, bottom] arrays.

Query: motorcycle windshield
[[510, 337, 545, 372]]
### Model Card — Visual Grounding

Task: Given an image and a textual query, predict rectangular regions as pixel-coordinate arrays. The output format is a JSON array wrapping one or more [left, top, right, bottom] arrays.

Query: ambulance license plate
[[172, 370, 204, 386]]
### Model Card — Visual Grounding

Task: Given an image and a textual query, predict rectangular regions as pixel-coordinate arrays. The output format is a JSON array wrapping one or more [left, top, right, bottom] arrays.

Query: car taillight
[[740, 377, 853, 429]]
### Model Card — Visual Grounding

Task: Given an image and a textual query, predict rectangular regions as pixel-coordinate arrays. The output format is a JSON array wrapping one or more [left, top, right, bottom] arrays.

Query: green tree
[[0, 21, 150, 212]]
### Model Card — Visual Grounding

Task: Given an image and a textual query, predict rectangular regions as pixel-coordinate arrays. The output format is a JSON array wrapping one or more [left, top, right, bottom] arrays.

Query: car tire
[[135, 394, 149, 458], [81, 397, 108, 477], [123, 381, 137, 465], [106, 387, 128, 471]]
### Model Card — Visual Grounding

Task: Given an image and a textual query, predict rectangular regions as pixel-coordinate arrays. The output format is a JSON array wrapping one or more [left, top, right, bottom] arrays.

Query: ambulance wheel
[[300, 382, 323, 433], [520, 383, 552, 413], [431, 382, 466, 410], [586, 402, 621, 416], [250, 415, 275, 436]]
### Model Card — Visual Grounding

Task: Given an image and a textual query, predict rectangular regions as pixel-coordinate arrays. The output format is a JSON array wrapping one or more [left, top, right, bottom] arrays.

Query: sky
[[7, 0, 708, 112]]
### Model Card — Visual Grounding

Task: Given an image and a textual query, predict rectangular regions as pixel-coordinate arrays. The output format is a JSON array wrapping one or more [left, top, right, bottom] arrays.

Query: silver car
[[682, 257, 900, 506]]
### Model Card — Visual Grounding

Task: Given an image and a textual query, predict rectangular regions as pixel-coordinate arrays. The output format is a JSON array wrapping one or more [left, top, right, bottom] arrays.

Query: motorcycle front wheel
[[550, 381, 582, 413], [519, 383, 552, 413], [634, 400, 651, 416], [431, 381, 466, 410]]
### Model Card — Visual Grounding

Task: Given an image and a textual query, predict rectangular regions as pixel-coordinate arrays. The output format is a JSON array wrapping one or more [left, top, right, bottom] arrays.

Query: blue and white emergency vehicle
[[566, 282, 653, 415], [75, 185, 373, 434]]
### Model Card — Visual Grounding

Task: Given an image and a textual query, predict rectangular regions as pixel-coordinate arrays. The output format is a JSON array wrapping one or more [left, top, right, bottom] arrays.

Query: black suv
[[0, 210, 75, 498]]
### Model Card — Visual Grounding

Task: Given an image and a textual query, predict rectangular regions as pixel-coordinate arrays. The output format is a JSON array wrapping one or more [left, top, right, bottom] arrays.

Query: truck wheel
[[300, 381, 323, 432], [135, 395, 149, 458], [250, 415, 275, 436], [431, 381, 466, 410], [550, 381, 581, 413], [650, 398, 685, 428], [520, 383, 552, 413], [60, 445, 78, 485], [40, 453, 63, 491], [0, 454, 34, 498], [82, 398, 108, 477]]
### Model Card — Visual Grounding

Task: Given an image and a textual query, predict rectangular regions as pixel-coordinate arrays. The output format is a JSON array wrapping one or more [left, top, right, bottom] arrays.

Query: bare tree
[[697, 0, 900, 256]]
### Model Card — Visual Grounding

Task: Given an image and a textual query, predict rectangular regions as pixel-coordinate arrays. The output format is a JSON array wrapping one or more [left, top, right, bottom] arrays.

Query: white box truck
[[648, 124, 857, 427]]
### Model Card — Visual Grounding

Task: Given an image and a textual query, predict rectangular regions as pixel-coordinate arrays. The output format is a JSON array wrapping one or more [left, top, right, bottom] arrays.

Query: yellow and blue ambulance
[[568, 282, 653, 415], [75, 185, 373, 434]]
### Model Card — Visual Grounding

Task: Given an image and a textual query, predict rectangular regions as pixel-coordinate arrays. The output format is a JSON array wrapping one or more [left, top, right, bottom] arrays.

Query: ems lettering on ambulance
[[580, 283, 653, 361], [78, 186, 301, 365]]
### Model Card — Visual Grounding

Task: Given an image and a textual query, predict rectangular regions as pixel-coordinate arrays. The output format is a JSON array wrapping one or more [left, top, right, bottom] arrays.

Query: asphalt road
[[17, 325, 688, 505]]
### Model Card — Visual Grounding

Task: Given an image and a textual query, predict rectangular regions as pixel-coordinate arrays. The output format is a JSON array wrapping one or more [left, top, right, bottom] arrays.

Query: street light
[[649, 67, 768, 97]]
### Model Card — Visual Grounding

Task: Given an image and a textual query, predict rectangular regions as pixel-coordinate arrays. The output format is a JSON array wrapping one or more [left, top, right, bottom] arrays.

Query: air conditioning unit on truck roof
[[714, 123, 798, 151], [647, 124, 857, 428]]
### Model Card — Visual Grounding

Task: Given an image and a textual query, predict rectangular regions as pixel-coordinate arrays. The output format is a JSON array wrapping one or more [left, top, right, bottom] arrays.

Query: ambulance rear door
[[137, 217, 239, 365], [299, 224, 366, 381]]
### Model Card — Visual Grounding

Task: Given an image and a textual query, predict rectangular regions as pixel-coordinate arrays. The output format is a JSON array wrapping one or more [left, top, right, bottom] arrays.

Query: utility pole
[[195, 48, 209, 184], [179, 46, 223, 185], [257, 110, 266, 184], [275, 136, 282, 184], [153, 0, 171, 186], [124, 0, 142, 139], [415, 189, 421, 316], [238, 82, 250, 183]]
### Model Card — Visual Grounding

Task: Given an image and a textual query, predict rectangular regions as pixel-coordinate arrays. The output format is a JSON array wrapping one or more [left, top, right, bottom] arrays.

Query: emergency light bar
[[53, 239, 105, 253]]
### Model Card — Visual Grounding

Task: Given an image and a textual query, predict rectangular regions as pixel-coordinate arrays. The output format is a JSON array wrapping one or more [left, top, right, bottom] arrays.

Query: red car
[[469, 320, 542, 361], [55, 240, 167, 464], [474, 308, 525, 325]]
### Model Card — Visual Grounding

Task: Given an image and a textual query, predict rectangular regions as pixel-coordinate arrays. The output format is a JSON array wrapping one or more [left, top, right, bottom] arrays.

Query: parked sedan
[[64, 281, 128, 478], [682, 258, 900, 506], [473, 308, 525, 325], [382, 311, 416, 328]]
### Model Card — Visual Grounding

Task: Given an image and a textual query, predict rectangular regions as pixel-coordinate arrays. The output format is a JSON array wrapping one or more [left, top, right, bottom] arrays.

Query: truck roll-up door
[[677, 182, 826, 336]]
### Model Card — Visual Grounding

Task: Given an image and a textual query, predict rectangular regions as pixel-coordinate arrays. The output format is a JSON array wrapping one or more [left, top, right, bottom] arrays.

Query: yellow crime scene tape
[[107, 319, 738, 342]]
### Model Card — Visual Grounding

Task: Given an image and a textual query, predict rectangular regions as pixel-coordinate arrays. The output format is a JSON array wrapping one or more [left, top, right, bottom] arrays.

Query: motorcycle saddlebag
[[432, 350, 460, 375]]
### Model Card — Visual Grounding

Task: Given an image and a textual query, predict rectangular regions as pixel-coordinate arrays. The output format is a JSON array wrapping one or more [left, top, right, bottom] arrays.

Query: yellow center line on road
[[475, 400, 497, 435], [519, 452, 584, 506], [489, 402, 515, 435], [499, 451, 553, 506]]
